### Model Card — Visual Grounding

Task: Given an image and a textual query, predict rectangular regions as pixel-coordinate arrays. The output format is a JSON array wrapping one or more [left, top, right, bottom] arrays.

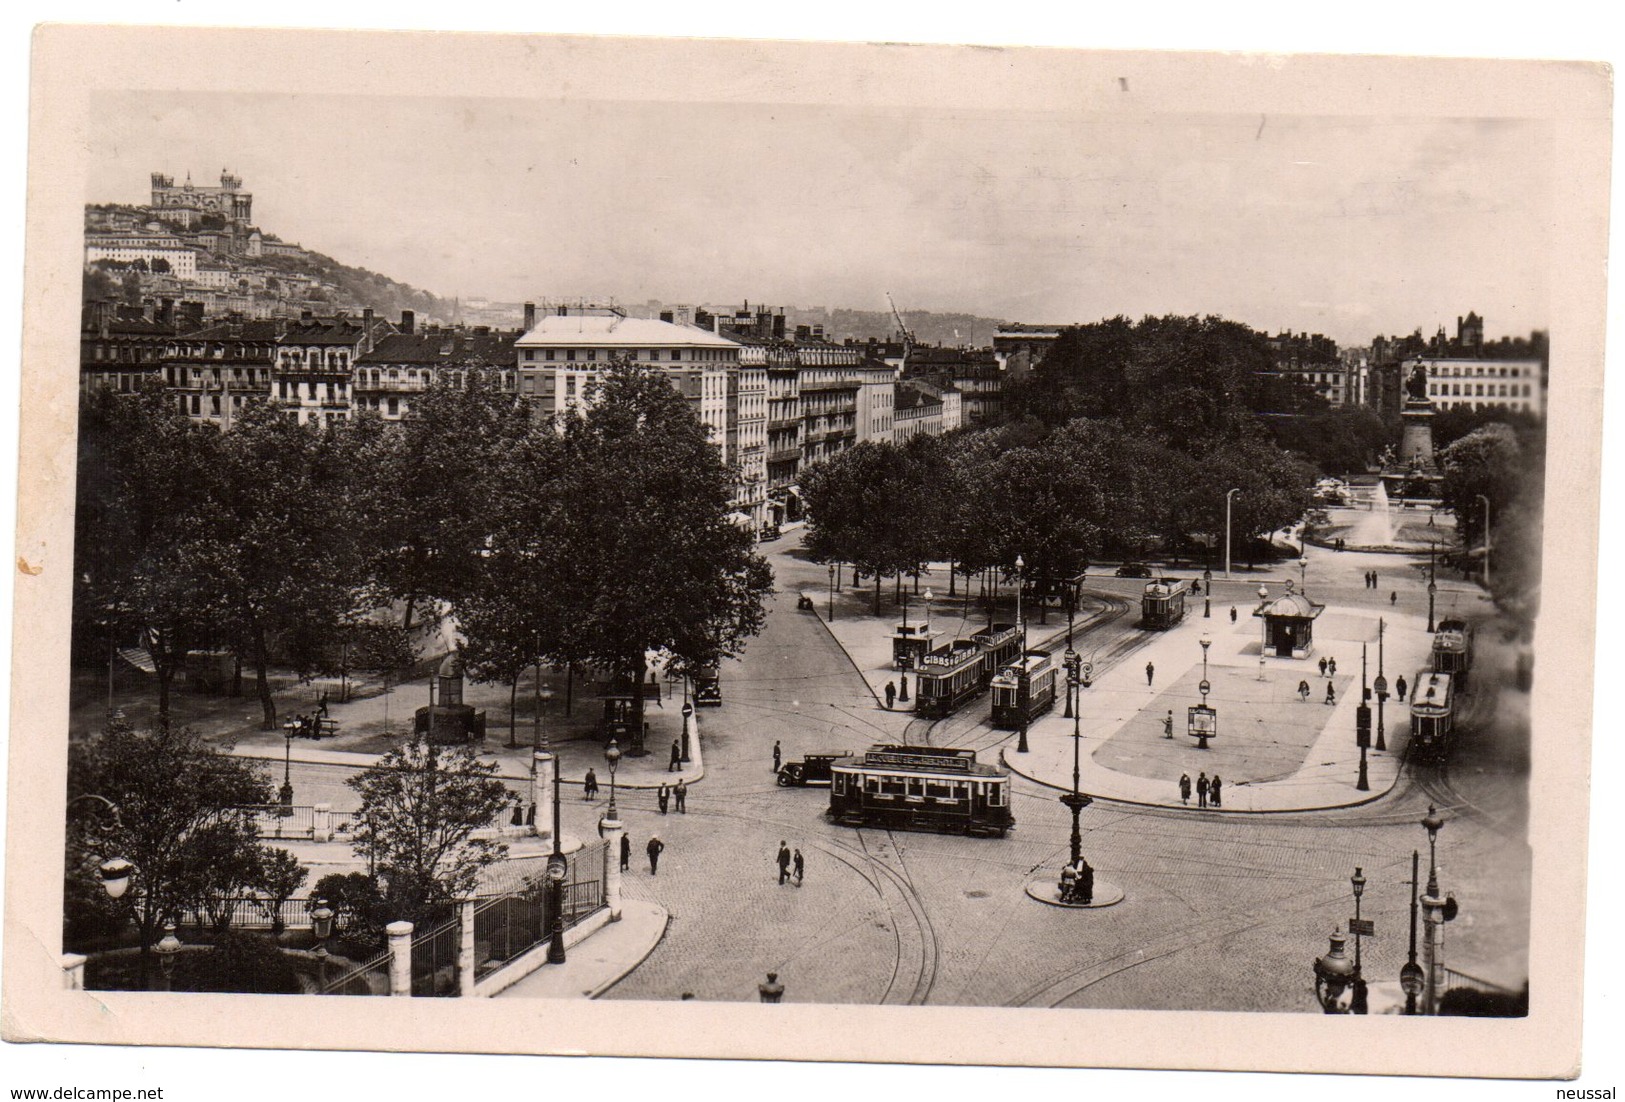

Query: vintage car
[[777, 751, 851, 787]]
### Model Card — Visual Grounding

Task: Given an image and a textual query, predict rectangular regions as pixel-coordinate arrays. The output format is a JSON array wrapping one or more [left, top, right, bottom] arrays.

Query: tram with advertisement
[[1431, 619, 1475, 682], [1409, 669, 1456, 760], [971, 623, 1023, 684], [827, 745, 1014, 837], [1141, 579, 1189, 630], [990, 649, 1058, 728], [912, 639, 986, 718]]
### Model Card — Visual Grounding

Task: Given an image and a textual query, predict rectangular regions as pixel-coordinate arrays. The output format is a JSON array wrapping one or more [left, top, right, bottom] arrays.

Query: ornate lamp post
[[311, 897, 335, 986], [1401, 850, 1426, 1014], [1427, 543, 1438, 633], [758, 972, 785, 1003], [1015, 555, 1030, 753], [278, 720, 297, 812], [828, 562, 837, 621], [1373, 618, 1388, 753], [1356, 642, 1371, 792], [1312, 927, 1357, 1013], [681, 701, 694, 763], [1349, 867, 1369, 1014], [547, 753, 569, 965], [604, 738, 622, 821], [1299, 555, 1309, 595], [155, 920, 183, 993], [1419, 803, 1458, 1014], [1060, 650, 1092, 869], [1190, 631, 1216, 750], [1202, 566, 1213, 619]]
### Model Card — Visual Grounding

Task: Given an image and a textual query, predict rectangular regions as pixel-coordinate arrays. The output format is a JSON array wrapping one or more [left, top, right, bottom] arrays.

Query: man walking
[[1229, 606, 1237, 624], [793, 848, 805, 885], [1210, 774, 1223, 808], [776, 841, 792, 885], [1145, 661, 1155, 686], [773, 740, 782, 772], [1327, 657, 1337, 676], [885, 681, 896, 710], [1397, 674, 1408, 702], [669, 739, 681, 772], [674, 779, 687, 813], [657, 784, 669, 814], [1196, 772, 1210, 809], [1390, 591, 1397, 607], [1163, 710, 1174, 739], [646, 835, 664, 875], [1319, 657, 1328, 677], [1179, 773, 1191, 805], [620, 832, 631, 872], [1325, 681, 1337, 705], [583, 769, 599, 800]]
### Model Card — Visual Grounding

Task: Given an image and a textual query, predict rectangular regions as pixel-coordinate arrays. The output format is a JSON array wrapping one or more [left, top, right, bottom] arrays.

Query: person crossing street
[[646, 835, 664, 875], [1145, 661, 1155, 686], [1210, 774, 1222, 808], [776, 841, 792, 885], [1179, 773, 1191, 805], [674, 779, 687, 813], [620, 832, 631, 872], [1196, 772, 1210, 809], [793, 848, 805, 885]]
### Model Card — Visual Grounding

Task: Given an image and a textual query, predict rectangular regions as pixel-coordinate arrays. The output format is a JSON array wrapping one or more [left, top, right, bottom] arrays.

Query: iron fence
[[238, 804, 318, 839], [175, 895, 314, 932], [319, 947, 392, 996], [410, 908, 462, 997], [472, 890, 548, 981], [1440, 965, 1519, 997]]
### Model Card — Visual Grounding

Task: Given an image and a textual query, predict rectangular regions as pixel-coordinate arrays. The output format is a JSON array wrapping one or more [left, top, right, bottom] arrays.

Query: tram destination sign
[[1347, 918, 1376, 937], [864, 750, 973, 772]]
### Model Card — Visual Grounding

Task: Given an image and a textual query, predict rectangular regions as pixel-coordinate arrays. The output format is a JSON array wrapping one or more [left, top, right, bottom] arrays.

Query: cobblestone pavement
[[599, 536, 1530, 1009]]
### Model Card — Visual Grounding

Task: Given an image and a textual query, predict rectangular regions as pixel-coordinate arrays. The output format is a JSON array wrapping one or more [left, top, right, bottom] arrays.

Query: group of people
[[1058, 856, 1095, 905], [776, 841, 805, 885], [1177, 771, 1222, 808], [656, 781, 687, 813]]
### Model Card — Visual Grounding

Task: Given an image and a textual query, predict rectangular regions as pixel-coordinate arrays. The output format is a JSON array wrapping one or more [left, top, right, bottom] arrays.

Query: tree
[[346, 733, 511, 926], [547, 364, 773, 752], [254, 848, 308, 935], [1438, 423, 1543, 621], [66, 719, 274, 985]]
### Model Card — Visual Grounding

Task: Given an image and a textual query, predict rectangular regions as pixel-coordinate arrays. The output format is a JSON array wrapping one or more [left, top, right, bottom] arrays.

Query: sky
[[85, 92, 1554, 347]]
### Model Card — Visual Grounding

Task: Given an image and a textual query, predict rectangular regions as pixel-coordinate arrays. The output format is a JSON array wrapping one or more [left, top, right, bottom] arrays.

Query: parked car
[[1115, 562, 1153, 578], [758, 524, 782, 542]]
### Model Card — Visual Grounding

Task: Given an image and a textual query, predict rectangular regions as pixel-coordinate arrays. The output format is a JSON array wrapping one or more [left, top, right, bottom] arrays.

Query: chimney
[[159, 298, 175, 328], [773, 313, 786, 340], [301, 308, 314, 324], [660, 310, 674, 323], [400, 309, 415, 334], [362, 307, 375, 353], [795, 325, 811, 341], [812, 324, 825, 340], [523, 301, 536, 331]]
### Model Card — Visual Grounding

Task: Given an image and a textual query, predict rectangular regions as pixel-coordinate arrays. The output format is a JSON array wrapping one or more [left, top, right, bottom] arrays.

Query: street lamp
[[1420, 803, 1459, 1014], [1063, 641, 1078, 719], [1060, 650, 1093, 871], [1374, 618, 1388, 753], [1224, 488, 1241, 579], [604, 738, 622, 821], [311, 897, 335, 985], [547, 755, 569, 965], [279, 719, 297, 813], [1191, 631, 1216, 750], [155, 920, 182, 992], [1202, 566, 1212, 619], [681, 700, 694, 763], [1298, 555, 1309, 595], [828, 562, 836, 621], [1312, 927, 1357, 1013], [1349, 867, 1369, 1014], [1014, 555, 1029, 754], [1356, 644, 1371, 792], [923, 587, 934, 633], [1427, 542, 1438, 633], [1401, 850, 1426, 1014]]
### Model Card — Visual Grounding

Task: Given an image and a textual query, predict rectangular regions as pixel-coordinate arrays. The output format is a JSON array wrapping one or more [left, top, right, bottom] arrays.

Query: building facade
[[354, 315, 520, 422]]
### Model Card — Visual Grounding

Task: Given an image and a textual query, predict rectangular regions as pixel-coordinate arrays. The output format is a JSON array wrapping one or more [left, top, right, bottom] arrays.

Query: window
[[586, 349, 597, 361], [649, 350, 660, 361], [545, 349, 555, 361], [986, 783, 1003, 806], [387, 397, 399, 416], [566, 349, 576, 361]]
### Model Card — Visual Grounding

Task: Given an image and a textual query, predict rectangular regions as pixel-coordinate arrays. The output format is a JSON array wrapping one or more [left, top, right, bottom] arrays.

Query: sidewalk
[[492, 900, 669, 999]]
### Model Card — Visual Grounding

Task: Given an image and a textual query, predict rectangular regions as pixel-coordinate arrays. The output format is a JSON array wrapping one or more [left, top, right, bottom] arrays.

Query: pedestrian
[[793, 848, 804, 885], [620, 832, 631, 871], [1318, 657, 1328, 677], [1191, 577, 1201, 595], [884, 681, 896, 710], [1163, 710, 1174, 739], [1325, 681, 1336, 705], [317, 690, 329, 717], [773, 739, 782, 772], [583, 768, 599, 800], [1179, 773, 1191, 805], [674, 779, 687, 813], [1196, 772, 1210, 809], [646, 835, 664, 875], [510, 796, 524, 827], [1078, 858, 1094, 905], [1210, 774, 1222, 808], [657, 784, 670, 814], [1145, 661, 1155, 686], [1298, 679, 1311, 703], [1390, 591, 1397, 607], [526, 803, 536, 827], [1327, 657, 1337, 676], [899, 673, 909, 700], [669, 739, 681, 772], [1396, 674, 1408, 702], [776, 841, 792, 885], [1229, 606, 1237, 624]]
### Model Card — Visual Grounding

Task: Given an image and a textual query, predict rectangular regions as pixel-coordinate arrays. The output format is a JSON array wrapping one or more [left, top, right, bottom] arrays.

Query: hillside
[[256, 251, 458, 325]]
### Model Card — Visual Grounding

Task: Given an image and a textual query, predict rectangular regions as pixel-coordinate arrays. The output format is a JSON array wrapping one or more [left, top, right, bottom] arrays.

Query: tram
[[913, 639, 986, 718], [1409, 669, 1456, 760], [828, 745, 1014, 837], [990, 649, 1057, 728], [1141, 579, 1189, 630], [971, 623, 1022, 685], [1431, 619, 1475, 681]]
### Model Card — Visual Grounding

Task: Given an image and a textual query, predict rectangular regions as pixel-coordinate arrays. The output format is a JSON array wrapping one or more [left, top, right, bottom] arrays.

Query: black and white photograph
[[1, 12, 1616, 1098]]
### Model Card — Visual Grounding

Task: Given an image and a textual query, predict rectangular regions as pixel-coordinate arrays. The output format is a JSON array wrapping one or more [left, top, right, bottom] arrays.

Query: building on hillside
[[893, 381, 944, 442], [149, 170, 254, 227], [274, 308, 395, 426], [354, 314, 520, 422], [85, 231, 200, 280], [514, 303, 741, 459], [162, 315, 283, 429]]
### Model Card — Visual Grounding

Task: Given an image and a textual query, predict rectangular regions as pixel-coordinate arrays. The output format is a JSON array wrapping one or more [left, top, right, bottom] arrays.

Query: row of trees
[[1437, 421, 1546, 627], [74, 363, 773, 744]]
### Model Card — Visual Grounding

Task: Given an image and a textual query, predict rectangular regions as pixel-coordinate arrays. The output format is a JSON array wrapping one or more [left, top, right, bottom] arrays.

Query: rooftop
[[516, 313, 739, 349]]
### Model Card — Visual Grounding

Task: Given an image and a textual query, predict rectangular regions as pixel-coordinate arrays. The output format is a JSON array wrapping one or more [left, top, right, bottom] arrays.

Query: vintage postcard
[[3, 21, 1612, 1085]]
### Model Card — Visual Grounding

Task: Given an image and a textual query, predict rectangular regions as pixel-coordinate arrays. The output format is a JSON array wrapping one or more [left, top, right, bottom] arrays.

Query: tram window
[[881, 777, 906, 795], [926, 782, 953, 800], [865, 776, 881, 794], [986, 784, 1003, 806], [906, 778, 924, 797]]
